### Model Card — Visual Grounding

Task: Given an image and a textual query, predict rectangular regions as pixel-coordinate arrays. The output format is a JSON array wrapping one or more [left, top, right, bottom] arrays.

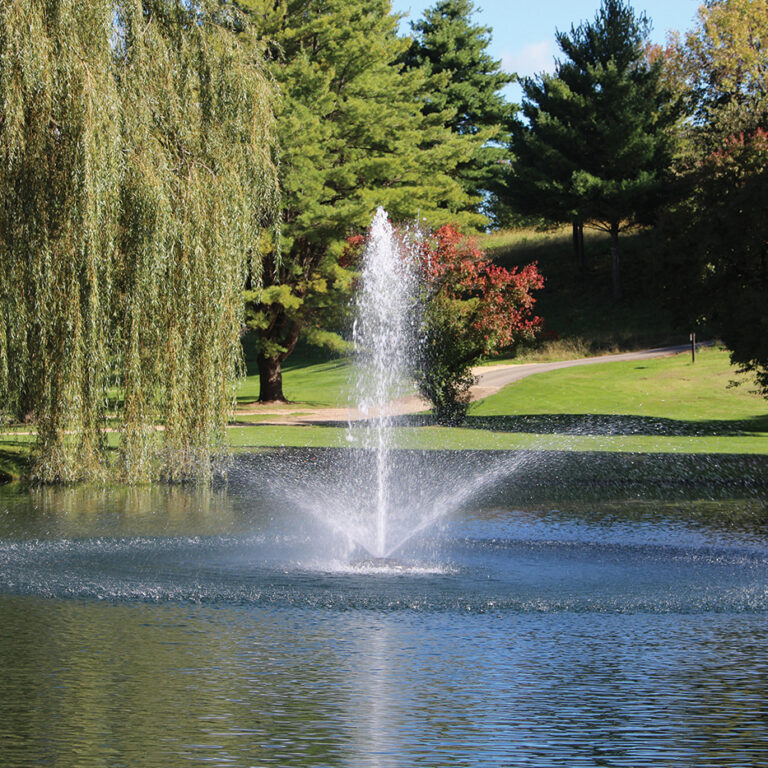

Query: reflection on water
[[0, 451, 767, 767]]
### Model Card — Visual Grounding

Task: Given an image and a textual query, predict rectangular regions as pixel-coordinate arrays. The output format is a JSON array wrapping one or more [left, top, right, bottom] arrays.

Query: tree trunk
[[256, 320, 301, 403], [572, 220, 586, 272], [257, 352, 286, 402], [610, 219, 622, 301], [572, 221, 579, 264]]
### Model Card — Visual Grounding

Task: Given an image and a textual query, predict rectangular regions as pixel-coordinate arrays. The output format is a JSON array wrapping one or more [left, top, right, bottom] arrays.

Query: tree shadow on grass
[[393, 412, 768, 437], [0, 445, 31, 483]]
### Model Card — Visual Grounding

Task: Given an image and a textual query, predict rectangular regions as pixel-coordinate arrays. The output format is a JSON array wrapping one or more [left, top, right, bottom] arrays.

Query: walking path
[[236, 343, 703, 426]]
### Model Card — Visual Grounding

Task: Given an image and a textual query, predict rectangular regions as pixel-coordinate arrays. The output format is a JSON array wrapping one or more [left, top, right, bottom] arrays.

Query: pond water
[[1, 450, 767, 768]]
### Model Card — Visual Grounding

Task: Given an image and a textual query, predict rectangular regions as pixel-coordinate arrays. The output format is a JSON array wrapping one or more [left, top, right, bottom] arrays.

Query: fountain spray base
[[352, 556, 406, 570]]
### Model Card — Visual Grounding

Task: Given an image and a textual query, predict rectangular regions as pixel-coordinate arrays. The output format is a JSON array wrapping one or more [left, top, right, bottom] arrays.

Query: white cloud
[[501, 40, 557, 79]]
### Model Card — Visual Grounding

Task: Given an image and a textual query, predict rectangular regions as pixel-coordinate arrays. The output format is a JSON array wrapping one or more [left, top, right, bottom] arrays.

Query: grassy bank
[[471, 347, 766, 429], [226, 348, 766, 453], [0, 442, 31, 482], [3, 347, 766, 482], [478, 225, 688, 360], [226, 424, 767, 454]]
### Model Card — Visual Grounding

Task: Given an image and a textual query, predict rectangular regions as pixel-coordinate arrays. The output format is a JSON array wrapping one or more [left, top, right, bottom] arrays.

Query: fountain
[[266, 207, 532, 563], [347, 207, 419, 557]]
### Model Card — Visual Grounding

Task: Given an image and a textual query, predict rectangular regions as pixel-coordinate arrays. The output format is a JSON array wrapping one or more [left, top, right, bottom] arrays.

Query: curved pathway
[[237, 343, 703, 426]]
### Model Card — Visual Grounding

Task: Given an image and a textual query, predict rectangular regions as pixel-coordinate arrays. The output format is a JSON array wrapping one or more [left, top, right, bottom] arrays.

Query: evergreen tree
[[239, 0, 483, 401], [403, 0, 514, 219], [507, 72, 590, 269], [507, 0, 675, 299]]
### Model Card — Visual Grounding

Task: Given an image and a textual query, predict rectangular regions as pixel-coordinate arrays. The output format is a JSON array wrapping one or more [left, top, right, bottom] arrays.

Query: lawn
[[237, 357, 353, 407], [237, 339, 354, 407], [225, 424, 768, 454], [471, 346, 766, 428], [226, 347, 768, 454], [3, 347, 766, 476]]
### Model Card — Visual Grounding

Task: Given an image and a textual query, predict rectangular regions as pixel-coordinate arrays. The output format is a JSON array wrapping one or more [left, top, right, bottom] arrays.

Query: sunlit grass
[[471, 347, 766, 428], [225, 425, 767, 454], [237, 352, 354, 407], [223, 346, 767, 454]]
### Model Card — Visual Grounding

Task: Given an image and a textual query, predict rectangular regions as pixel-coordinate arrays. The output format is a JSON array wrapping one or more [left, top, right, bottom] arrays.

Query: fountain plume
[[347, 208, 419, 556]]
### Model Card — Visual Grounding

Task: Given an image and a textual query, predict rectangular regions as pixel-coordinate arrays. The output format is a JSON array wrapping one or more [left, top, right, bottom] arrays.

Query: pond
[[1, 450, 767, 768]]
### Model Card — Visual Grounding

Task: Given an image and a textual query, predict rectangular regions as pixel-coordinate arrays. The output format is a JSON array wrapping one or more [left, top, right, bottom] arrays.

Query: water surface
[[1, 450, 767, 767]]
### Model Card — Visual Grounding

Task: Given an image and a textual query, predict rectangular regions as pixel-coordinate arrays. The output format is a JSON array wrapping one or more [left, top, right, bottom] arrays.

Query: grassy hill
[[478, 225, 689, 360]]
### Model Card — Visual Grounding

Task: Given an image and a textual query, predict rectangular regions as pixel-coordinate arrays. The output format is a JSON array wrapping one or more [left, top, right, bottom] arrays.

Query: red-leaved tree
[[416, 225, 543, 424]]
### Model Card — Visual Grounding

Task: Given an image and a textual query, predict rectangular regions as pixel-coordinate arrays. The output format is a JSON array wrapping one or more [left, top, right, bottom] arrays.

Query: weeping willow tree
[[0, 0, 122, 482], [0, 0, 278, 483], [114, 0, 279, 482]]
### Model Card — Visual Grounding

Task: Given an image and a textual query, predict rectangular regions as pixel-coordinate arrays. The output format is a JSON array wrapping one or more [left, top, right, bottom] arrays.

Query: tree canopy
[[414, 226, 543, 424], [403, 0, 515, 219], [675, 0, 768, 148], [239, 0, 484, 402], [659, 0, 768, 396]]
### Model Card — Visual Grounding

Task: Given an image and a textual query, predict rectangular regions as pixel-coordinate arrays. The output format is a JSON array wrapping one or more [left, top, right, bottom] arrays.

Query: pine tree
[[240, 0, 483, 401], [403, 0, 514, 219], [507, 0, 675, 299], [507, 73, 590, 269]]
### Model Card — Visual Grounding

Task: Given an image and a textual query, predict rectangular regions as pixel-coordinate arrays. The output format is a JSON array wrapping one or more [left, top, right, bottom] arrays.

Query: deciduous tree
[[0, 0, 278, 481], [415, 225, 543, 424], [660, 131, 768, 395], [673, 0, 768, 150], [659, 0, 768, 396]]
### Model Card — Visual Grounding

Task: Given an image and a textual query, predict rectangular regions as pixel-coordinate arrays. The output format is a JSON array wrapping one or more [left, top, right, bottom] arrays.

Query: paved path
[[236, 343, 702, 426]]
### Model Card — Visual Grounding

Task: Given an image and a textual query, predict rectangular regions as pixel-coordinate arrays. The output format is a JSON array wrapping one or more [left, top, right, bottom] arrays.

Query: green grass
[[3, 344, 765, 480], [237, 341, 354, 406], [225, 424, 768, 454], [470, 346, 766, 428], [237, 357, 353, 407], [224, 347, 767, 454], [0, 439, 34, 482]]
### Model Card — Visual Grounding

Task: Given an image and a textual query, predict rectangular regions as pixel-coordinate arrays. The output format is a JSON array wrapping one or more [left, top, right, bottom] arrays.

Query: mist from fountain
[[258, 207, 537, 563], [346, 207, 419, 557]]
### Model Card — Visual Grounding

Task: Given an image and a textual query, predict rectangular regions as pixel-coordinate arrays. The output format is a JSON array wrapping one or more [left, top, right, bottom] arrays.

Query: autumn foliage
[[418, 225, 543, 353], [415, 225, 543, 424]]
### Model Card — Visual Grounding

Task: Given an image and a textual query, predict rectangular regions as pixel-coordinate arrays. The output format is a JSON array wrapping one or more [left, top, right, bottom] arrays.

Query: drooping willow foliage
[[0, 0, 278, 483], [115, 0, 279, 482], [0, 0, 122, 482]]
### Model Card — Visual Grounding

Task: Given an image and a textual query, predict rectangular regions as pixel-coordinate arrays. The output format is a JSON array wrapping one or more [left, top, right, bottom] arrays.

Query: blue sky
[[391, 0, 702, 100]]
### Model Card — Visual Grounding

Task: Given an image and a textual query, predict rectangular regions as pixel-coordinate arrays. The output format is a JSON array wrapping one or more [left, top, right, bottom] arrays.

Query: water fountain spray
[[349, 208, 419, 557]]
